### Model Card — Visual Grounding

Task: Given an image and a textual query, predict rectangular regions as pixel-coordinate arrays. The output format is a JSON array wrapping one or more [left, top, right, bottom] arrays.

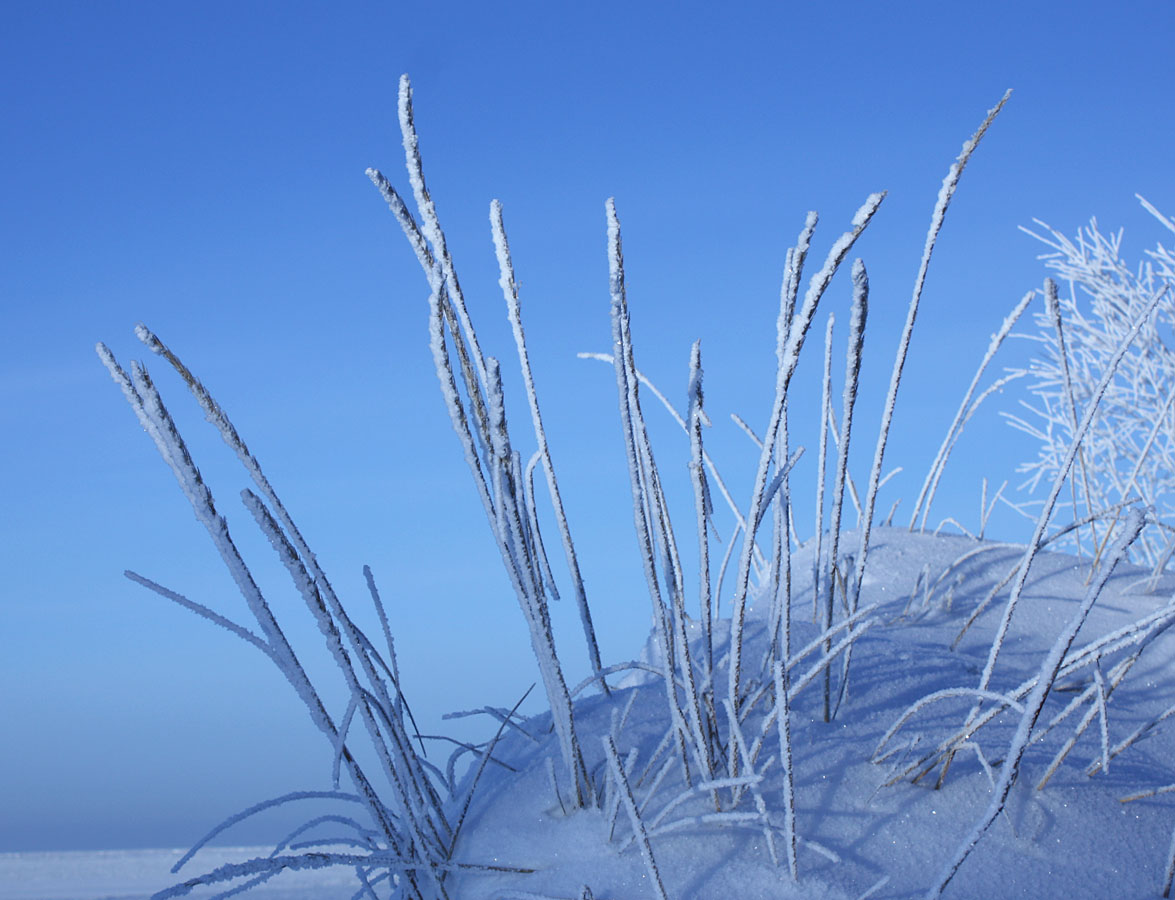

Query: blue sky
[[2, 1, 1173, 851]]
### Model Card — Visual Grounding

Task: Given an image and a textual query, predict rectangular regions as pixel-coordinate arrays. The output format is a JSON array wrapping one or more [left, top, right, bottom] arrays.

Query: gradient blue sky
[[3, 1, 1173, 851]]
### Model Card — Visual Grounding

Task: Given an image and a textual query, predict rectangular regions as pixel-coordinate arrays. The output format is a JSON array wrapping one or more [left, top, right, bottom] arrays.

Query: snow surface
[[0, 846, 357, 900], [10, 529, 1175, 899], [445, 529, 1175, 899]]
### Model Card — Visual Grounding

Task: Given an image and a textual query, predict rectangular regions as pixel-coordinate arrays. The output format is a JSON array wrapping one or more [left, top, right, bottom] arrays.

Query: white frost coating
[[643, 770, 762, 835], [787, 601, 881, 675], [398, 75, 483, 379], [928, 509, 1143, 899], [134, 322, 426, 751], [974, 283, 1169, 698], [769, 224, 806, 681], [778, 213, 820, 370], [1138, 192, 1175, 235], [832, 262, 874, 717], [813, 312, 835, 624], [773, 661, 798, 880], [857, 877, 891, 900], [606, 198, 698, 785], [765, 426, 790, 674], [331, 696, 359, 789], [1093, 663, 1110, 775], [950, 499, 1142, 649], [133, 327, 452, 869], [523, 449, 561, 602], [364, 564, 405, 723], [603, 735, 669, 900], [853, 92, 1010, 620], [133, 324, 328, 576], [687, 340, 714, 693], [379, 91, 592, 802], [398, 74, 493, 465], [366, 166, 432, 272], [893, 597, 1175, 787], [720, 698, 780, 866], [730, 197, 883, 718], [102, 342, 421, 879], [426, 271, 499, 543], [758, 448, 805, 531], [821, 260, 868, 720], [169, 790, 368, 873], [1099, 701, 1175, 777], [123, 570, 272, 657], [1044, 277, 1099, 556], [123, 362, 303, 685], [779, 194, 883, 387], [483, 355, 591, 806], [245, 486, 451, 874], [911, 289, 1034, 531], [1036, 654, 1135, 789], [873, 688, 1028, 760], [578, 350, 767, 574], [490, 199, 607, 694], [789, 618, 878, 703], [155, 851, 532, 900], [241, 487, 445, 864], [1013, 203, 1175, 566]]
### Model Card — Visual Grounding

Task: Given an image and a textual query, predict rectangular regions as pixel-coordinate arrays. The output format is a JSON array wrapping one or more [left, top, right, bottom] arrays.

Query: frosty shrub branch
[[100, 78, 1175, 899], [1008, 201, 1175, 570]]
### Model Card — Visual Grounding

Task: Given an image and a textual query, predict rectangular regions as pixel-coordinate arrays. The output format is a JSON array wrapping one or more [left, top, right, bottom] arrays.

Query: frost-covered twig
[[1035, 650, 1136, 789], [1089, 699, 1175, 778], [848, 93, 1011, 673], [813, 312, 835, 623], [728, 197, 882, 722], [1043, 278, 1099, 557], [398, 76, 493, 453], [949, 498, 1142, 649], [603, 735, 669, 900], [153, 852, 533, 900], [911, 290, 1033, 532], [482, 355, 591, 805], [576, 353, 765, 574], [970, 282, 1166, 705], [607, 198, 700, 787], [928, 509, 1143, 899], [830, 259, 869, 719], [773, 660, 798, 880], [492, 201, 607, 696], [1014, 198, 1175, 565], [101, 345, 431, 893], [688, 340, 715, 699], [449, 685, 535, 854], [721, 698, 779, 865], [122, 571, 272, 658], [873, 688, 1027, 763], [886, 596, 1175, 787]]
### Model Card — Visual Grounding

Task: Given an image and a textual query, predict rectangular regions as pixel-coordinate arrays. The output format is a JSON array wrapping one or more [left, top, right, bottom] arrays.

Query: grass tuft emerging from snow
[[99, 78, 1175, 899]]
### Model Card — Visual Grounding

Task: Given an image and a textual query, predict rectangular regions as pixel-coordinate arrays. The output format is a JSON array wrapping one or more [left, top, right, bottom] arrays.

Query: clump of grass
[[364, 75, 1019, 892], [100, 327, 538, 899], [104, 74, 1061, 899]]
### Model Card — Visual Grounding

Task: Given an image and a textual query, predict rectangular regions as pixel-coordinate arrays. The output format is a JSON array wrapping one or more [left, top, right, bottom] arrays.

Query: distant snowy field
[[0, 846, 355, 900]]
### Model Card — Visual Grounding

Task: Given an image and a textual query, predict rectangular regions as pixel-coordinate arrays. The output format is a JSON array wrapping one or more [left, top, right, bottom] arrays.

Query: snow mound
[[441, 529, 1175, 899]]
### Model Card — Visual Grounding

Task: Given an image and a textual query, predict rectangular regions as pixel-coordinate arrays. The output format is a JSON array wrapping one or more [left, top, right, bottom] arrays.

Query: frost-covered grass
[[1008, 201, 1175, 568], [96, 77, 1175, 899]]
